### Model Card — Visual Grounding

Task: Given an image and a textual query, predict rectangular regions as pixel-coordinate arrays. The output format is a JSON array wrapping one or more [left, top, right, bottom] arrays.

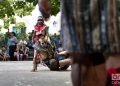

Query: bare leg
[[31, 58, 38, 72], [71, 53, 106, 86], [71, 63, 82, 86], [31, 50, 38, 72], [59, 58, 72, 67]]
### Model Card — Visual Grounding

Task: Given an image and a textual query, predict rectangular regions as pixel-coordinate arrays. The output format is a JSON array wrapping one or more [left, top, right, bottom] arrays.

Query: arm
[[14, 37, 17, 44], [32, 30, 36, 43], [15, 37, 18, 44]]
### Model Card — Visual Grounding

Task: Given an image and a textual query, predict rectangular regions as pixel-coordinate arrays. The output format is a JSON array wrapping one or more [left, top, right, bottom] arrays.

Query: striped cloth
[[61, 0, 120, 54]]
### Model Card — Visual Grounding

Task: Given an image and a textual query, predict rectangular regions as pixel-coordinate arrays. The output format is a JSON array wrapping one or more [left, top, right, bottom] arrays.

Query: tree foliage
[[51, 0, 60, 15], [16, 22, 26, 30], [0, 0, 14, 18], [10, 16, 16, 24], [0, 0, 36, 18], [0, 0, 60, 33], [17, 33, 28, 40], [3, 18, 10, 29], [15, 22, 27, 40], [0, 25, 2, 31], [13, 0, 35, 17], [0, 0, 60, 19], [3, 16, 16, 32]]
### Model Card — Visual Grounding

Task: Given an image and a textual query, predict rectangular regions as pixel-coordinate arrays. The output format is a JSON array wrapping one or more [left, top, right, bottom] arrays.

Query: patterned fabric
[[61, 0, 120, 54], [34, 24, 47, 43], [33, 36, 54, 59], [34, 42, 54, 64]]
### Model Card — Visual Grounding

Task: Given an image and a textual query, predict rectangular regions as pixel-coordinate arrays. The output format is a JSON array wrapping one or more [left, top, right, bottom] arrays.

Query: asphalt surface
[[0, 61, 72, 86]]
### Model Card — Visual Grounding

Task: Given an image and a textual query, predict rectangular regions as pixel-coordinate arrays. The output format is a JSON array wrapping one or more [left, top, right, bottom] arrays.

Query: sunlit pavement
[[0, 61, 72, 86]]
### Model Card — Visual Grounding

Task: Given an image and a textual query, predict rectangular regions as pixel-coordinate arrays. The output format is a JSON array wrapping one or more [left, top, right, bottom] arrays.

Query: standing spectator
[[8, 32, 17, 61], [53, 33, 61, 49]]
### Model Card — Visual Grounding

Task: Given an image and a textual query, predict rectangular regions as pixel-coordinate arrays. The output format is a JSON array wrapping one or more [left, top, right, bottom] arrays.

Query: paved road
[[0, 61, 72, 86]]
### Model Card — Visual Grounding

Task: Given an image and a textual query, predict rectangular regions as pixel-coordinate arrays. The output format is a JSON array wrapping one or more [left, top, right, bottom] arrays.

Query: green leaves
[[13, 0, 36, 17], [15, 22, 26, 30], [12, 1, 34, 17], [3, 16, 16, 29], [0, 0, 60, 32], [3, 18, 10, 29], [26, 0, 37, 4], [17, 32, 28, 40], [0, 25, 2, 31], [10, 16, 16, 24], [13, 1, 26, 10], [0, 0, 60, 19], [0, 0, 35, 18], [15, 22, 27, 40], [0, 0, 14, 18], [51, 0, 60, 15]]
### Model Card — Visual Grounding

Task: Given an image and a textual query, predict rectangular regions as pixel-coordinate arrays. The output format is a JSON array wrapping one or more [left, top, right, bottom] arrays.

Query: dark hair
[[11, 32, 16, 36], [38, 16, 43, 20]]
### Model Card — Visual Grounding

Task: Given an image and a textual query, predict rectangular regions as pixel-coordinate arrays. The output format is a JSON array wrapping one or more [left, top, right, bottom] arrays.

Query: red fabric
[[107, 68, 120, 86], [34, 24, 46, 43], [23, 50, 26, 54], [35, 25, 45, 31], [107, 68, 118, 76]]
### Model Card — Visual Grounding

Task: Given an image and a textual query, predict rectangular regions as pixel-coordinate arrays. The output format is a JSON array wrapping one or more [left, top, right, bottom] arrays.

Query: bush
[[0, 34, 5, 48]]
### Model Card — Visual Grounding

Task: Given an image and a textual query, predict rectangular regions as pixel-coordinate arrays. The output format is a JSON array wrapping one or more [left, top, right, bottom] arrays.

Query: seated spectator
[[0, 45, 10, 61], [19, 44, 29, 61], [27, 40, 33, 50]]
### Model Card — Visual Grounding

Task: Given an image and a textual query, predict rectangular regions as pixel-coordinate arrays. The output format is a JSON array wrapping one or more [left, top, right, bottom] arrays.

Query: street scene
[[0, 0, 120, 86]]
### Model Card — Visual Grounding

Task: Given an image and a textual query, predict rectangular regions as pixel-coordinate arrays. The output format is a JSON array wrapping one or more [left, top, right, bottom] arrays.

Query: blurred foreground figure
[[61, 0, 119, 86], [38, 0, 51, 21]]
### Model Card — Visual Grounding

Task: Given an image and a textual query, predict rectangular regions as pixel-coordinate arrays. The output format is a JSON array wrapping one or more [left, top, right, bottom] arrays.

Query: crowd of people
[[0, 32, 34, 61]]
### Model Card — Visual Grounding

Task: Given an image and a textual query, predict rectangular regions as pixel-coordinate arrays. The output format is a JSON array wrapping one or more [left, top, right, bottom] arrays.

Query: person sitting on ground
[[0, 45, 10, 61]]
